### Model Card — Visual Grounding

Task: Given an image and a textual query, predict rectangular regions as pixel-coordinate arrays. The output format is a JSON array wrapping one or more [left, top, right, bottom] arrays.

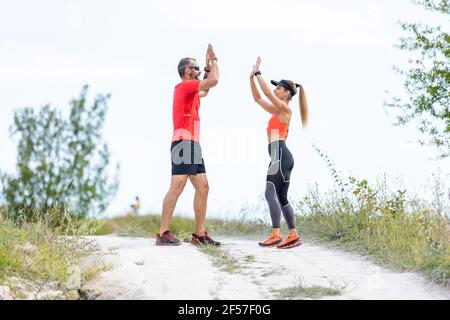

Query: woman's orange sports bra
[[267, 114, 289, 138]]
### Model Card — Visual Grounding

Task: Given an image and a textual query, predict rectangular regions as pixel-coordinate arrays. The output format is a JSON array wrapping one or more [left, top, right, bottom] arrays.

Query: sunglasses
[[189, 65, 200, 71]]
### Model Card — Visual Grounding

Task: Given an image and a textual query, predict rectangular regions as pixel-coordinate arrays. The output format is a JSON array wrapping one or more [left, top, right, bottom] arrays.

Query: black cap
[[271, 79, 300, 97]]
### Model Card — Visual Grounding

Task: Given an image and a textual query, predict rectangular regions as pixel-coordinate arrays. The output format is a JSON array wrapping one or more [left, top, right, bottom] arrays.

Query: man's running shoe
[[191, 231, 221, 246], [258, 231, 283, 247], [276, 234, 302, 249], [155, 230, 182, 246]]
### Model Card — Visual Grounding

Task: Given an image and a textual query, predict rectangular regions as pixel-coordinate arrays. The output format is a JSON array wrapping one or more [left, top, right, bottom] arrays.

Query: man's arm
[[199, 48, 213, 98], [198, 44, 219, 93]]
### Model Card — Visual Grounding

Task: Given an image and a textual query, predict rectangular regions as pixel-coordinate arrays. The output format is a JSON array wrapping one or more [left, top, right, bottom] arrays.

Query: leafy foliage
[[1, 85, 119, 221], [385, 0, 450, 157]]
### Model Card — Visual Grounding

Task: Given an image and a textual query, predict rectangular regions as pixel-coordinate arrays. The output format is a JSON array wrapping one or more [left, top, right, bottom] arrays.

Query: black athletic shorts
[[171, 140, 206, 176]]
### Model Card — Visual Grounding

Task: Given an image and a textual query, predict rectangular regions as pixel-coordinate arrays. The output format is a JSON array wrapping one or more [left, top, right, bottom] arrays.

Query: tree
[[385, 0, 450, 158], [0, 85, 119, 222]]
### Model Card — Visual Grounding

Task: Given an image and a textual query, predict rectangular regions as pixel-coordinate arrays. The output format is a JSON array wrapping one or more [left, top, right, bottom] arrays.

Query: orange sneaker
[[258, 232, 283, 247], [276, 234, 302, 249]]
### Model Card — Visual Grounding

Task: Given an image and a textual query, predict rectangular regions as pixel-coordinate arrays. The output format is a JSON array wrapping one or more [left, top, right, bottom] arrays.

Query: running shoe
[[191, 231, 221, 246], [276, 234, 302, 249], [155, 230, 182, 246], [258, 231, 283, 247]]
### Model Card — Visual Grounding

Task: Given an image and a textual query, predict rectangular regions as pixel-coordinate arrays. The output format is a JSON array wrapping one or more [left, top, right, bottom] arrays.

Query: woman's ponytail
[[296, 84, 309, 128]]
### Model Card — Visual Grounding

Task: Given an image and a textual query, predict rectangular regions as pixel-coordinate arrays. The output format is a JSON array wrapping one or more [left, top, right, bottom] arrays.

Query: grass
[[276, 285, 342, 300], [94, 213, 271, 239], [81, 262, 111, 283], [275, 276, 342, 300], [196, 244, 257, 274], [0, 209, 99, 299], [294, 176, 450, 284], [197, 244, 242, 273]]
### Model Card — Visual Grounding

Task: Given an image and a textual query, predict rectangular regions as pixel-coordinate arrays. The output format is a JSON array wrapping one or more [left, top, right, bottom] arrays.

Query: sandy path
[[80, 235, 449, 300]]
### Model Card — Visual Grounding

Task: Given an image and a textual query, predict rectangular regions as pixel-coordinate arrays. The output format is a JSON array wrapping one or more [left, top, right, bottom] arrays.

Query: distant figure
[[130, 196, 140, 215], [250, 56, 309, 249]]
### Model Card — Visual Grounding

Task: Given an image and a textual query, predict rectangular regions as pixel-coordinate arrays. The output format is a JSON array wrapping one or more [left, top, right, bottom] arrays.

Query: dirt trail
[[80, 235, 449, 300]]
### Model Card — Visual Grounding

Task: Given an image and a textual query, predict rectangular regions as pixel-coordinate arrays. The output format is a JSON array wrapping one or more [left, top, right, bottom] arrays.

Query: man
[[156, 44, 221, 246]]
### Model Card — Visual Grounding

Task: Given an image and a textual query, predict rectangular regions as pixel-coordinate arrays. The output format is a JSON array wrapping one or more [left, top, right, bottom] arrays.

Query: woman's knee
[[265, 182, 277, 200], [279, 195, 289, 207], [279, 187, 289, 206]]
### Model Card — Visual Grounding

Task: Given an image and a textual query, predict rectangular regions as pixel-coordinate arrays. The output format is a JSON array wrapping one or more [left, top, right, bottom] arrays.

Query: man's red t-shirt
[[172, 80, 201, 143]]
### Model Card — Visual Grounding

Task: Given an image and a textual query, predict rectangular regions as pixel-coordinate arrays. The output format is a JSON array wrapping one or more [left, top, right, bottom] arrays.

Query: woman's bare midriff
[[268, 135, 287, 144]]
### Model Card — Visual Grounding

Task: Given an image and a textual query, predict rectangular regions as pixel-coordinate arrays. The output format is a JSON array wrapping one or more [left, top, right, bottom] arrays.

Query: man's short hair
[[178, 57, 196, 78]]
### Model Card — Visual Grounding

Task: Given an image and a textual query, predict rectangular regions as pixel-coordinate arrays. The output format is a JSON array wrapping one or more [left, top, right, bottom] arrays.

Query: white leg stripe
[[266, 181, 277, 191]]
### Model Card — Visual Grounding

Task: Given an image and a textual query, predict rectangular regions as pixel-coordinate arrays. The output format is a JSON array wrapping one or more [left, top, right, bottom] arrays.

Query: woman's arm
[[253, 57, 289, 114], [250, 72, 275, 114]]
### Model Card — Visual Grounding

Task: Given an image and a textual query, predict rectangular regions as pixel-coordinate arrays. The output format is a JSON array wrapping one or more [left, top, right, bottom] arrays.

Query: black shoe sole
[[276, 237, 300, 248], [191, 240, 221, 247], [277, 240, 302, 249], [258, 238, 283, 247], [155, 238, 182, 246], [156, 242, 182, 246]]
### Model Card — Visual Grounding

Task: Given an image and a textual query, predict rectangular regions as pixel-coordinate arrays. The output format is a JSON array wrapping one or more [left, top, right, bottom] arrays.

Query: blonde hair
[[287, 80, 309, 129]]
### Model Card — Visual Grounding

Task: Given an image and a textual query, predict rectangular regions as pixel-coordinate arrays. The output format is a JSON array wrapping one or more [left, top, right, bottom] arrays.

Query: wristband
[[254, 71, 261, 76], [204, 67, 211, 72]]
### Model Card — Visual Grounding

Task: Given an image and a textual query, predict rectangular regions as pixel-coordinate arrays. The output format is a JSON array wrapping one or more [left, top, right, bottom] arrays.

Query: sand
[[80, 235, 450, 300]]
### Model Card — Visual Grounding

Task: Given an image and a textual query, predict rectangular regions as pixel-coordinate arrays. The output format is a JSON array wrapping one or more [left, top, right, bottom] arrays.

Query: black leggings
[[265, 140, 296, 230]]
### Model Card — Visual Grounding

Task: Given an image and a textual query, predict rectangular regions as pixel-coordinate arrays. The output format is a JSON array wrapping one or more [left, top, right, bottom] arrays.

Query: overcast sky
[[1, 0, 449, 219]]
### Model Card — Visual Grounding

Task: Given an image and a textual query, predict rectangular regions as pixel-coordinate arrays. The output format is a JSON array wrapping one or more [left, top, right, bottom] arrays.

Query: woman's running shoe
[[258, 231, 283, 247], [276, 234, 302, 249]]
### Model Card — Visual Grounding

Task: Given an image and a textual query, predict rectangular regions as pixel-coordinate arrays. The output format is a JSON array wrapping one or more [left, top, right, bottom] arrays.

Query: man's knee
[[170, 179, 187, 196], [196, 182, 209, 196]]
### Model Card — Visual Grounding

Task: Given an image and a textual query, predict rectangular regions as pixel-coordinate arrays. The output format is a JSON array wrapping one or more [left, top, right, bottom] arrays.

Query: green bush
[[295, 175, 450, 283], [294, 146, 450, 283], [0, 85, 119, 222]]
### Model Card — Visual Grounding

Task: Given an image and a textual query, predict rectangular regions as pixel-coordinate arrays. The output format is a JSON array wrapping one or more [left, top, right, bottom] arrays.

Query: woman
[[250, 57, 309, 249]]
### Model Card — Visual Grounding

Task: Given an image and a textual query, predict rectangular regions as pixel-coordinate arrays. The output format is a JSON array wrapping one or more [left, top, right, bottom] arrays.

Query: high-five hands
[[207, 44, 217, 65]]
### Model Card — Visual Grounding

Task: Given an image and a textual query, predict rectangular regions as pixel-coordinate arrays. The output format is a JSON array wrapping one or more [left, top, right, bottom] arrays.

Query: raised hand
[[208, 43, 217, 61], [253, 56, 262, 74], [206, 51, 211, 68]]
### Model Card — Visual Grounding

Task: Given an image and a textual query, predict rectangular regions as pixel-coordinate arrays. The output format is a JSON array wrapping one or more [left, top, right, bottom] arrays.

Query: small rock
[[80, 280, 127, 300], [79, 283, 102, 300], [65, 290, 81, 300], [0, 286, 13, 300], [134, 260, 145, 266], [35, 290, 63, 300], [21, 242, 38, 254]]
